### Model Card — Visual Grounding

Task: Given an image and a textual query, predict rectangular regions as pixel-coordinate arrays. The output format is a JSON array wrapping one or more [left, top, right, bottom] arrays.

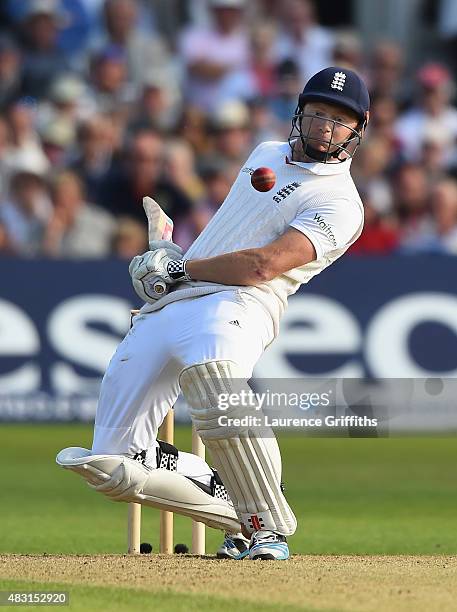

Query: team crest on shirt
[[272, 182, 302, 203]]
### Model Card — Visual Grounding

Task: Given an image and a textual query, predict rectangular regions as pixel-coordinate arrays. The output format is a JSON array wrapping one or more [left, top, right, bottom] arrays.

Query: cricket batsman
[[57, 67, 370, 560]]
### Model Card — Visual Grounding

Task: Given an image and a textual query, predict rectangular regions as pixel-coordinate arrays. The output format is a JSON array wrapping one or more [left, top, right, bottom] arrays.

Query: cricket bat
[[143, 196, 174, 296]]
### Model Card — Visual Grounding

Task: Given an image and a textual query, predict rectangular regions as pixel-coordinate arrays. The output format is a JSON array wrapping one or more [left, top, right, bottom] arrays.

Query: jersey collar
[[285, 143, 352, 175]]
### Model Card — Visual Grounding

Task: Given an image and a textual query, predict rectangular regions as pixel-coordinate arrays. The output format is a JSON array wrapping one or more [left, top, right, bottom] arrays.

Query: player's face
[[301, 102, 359, 153]]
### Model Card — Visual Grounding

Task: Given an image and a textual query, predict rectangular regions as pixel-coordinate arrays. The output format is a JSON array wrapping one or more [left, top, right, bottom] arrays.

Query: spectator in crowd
[[349, 192, 399, 255], [70, 114, 115, 203], [207, 100, 252, 174], [128, 73, 180, 134], [247, 21, 278, 98], [0, 35, 22, 111], [429, 177, 457, 253], [54, 0, 93, 71], [87, 45, 135, 115], [37, 74, 93, 132], [398, 177, 457, 254], [163, 138, 208, 248], [164, 139, 206, 203], [40, 118, 75, 167], [4, 100, 50, 176], [0, 220, 15, 255], [269, 58, 302, 132], [420, 125, 449, 182], [247, 0, 282, 22], [332, 30, 363, 73], [191, 158, 234, 233], [248, 97, 284, 145], [93, 0, 172, 88], [352, 136, 394, 217], [66, 0, 106, 36], [179, 0, 252, 112], [392, 163, 431, 252], [19, 0, 70, 100], [176, 106, 211, 158], [395, 63, 457, 165], [0, 170, 51, 256], [367, 41, 407, 107], [111, 216, 148, 259], [35, 76, 89, 167], [367, 94, 401, 151], [272, 0, 334, 84], [99, 130, 194, 231], [42, 171, 116, 257], [103, 108, 127, 161]]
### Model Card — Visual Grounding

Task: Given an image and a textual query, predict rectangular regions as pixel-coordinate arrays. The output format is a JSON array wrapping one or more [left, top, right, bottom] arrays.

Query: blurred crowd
[[1, 0, 457, 259]]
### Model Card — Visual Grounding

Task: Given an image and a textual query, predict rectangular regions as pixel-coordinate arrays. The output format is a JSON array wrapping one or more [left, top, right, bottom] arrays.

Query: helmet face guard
[[288, 105, 367, 164]]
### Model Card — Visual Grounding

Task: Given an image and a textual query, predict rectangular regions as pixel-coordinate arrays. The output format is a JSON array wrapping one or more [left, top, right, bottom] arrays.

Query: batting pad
[[179, 361, 297, 536], [56, 447, 240, 533]]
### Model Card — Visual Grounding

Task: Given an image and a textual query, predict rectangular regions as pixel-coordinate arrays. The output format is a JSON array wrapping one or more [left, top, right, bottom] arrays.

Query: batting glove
[[129, 248, 191, 303], [148, 239, 183, 256]]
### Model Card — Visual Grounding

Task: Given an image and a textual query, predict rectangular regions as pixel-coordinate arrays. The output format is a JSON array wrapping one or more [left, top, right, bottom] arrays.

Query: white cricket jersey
[[141, 141, 364, 335]]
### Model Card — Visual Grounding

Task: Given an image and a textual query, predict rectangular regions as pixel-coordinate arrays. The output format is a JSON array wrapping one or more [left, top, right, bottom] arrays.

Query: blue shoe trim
[[234, 549, 250, 560], [272, 551, 289, 560], [251, 549, 289, 561], [250, 542, 289, 553], [250, 550, 289, 560], [249, 541, 290, 560]]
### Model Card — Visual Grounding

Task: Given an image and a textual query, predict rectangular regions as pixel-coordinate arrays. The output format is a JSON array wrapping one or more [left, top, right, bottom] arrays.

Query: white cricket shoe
[[248, 530, 290, 560], [216, 532, 250, 560]]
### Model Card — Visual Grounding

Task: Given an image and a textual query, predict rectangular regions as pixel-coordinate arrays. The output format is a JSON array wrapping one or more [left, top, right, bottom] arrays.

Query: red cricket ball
[[251, 167, 276, 192]]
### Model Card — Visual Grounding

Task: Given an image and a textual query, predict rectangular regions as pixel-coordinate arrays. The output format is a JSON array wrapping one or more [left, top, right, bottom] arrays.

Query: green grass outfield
[[1, 424, 456, 555], [0, 580, 233, 612], [0, 580, 301, 612]]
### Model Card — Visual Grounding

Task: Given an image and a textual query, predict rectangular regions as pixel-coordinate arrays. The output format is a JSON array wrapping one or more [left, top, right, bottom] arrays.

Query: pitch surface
[[1, 554, 456, 611]]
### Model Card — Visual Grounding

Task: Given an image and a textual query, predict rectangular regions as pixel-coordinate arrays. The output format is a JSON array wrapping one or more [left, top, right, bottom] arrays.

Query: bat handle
[[153, 279, 167, 295]]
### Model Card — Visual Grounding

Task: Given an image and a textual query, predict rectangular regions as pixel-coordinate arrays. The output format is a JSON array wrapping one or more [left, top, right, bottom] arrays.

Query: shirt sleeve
[[289, 199, 364, 260], [242, 141, 281, 168]]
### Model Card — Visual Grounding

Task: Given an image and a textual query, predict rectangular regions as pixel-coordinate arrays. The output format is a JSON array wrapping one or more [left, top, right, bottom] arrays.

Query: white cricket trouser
[[92, 290, 274, 461]]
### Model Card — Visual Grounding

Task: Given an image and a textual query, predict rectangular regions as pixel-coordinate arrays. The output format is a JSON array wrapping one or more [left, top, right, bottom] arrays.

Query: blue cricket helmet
[[289, 66, 370, 163], [299, 66, 370, 123]]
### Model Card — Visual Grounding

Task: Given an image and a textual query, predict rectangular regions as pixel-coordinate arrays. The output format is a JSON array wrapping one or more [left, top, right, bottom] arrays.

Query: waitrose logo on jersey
[[313, 213, 337, 247]]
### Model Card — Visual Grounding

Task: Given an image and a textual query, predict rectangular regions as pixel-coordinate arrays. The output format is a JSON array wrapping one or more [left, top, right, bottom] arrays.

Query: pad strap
[[156, 440, 178, 471]]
